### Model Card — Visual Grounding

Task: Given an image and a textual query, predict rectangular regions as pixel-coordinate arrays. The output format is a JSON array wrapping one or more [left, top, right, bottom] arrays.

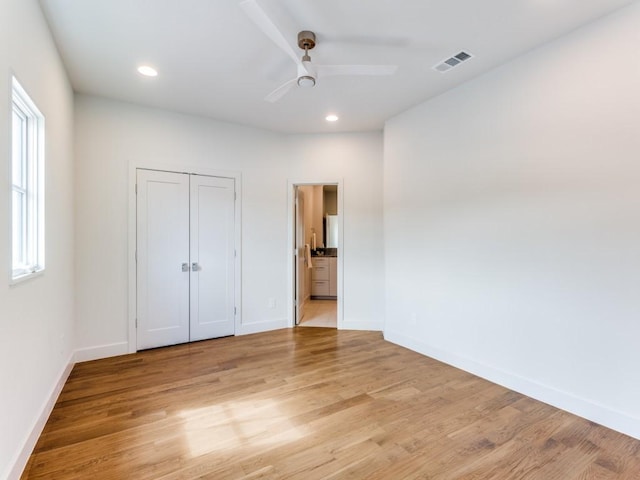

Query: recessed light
[[325, 114, 339, 122], [137, 65, 158, 77]]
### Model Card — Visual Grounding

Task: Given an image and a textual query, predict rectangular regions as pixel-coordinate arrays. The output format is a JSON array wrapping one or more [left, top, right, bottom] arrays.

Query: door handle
[[182, 263, 189, 272], [192, 262, 200, 272]]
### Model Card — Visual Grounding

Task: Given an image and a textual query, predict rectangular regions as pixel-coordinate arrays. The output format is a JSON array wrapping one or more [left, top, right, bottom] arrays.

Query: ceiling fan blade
[[315, 64, 398, 77], [240, 0, 300, 66], [265, 77, 297, 103]]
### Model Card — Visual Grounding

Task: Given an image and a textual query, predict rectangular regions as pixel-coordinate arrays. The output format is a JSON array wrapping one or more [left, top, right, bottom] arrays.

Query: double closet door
[[136, 169, 235, 350]]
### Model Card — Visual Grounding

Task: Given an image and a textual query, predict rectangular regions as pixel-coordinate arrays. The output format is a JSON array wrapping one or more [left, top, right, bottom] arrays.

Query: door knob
[[181, 263, 189, 272], [192, 262, 200, 272]]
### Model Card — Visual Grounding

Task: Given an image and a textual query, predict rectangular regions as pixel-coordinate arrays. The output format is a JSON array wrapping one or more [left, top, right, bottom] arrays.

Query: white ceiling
[[39, 0, 635, 134]]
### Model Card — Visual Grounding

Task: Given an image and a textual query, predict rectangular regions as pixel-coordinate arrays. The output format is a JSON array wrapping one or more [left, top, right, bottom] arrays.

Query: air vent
[[433, 51, 473, 73]]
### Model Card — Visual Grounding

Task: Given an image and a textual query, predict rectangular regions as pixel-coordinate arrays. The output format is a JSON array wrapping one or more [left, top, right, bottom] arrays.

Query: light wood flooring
[[299, 299, 337, 328], [22, 328, 640, 479]]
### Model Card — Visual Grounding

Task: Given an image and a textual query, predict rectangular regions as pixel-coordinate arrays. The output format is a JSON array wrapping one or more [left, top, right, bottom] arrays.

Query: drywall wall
[[286, 134, 384, 328], [0, 0, 75, 477], [383, 3, 640, 439], [74, 95, 384, 359]]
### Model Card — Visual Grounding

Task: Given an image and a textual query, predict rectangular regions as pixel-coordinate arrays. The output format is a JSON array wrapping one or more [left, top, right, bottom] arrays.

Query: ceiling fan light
[[297, 75, 316, 88]]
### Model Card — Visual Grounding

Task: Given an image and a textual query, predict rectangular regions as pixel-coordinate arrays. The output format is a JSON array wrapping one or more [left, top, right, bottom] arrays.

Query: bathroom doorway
[[291, 183, 341, 328]]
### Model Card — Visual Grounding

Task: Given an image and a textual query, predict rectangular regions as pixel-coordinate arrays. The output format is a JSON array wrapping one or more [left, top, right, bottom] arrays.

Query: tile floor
[[299, 299, 337, 328]]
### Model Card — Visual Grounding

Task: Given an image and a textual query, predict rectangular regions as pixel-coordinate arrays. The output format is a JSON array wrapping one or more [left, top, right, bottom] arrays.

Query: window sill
[[10, 268, 44, 286]]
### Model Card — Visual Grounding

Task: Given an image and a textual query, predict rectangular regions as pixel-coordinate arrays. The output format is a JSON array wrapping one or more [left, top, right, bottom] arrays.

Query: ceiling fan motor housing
[[297, 31, 316, 51]]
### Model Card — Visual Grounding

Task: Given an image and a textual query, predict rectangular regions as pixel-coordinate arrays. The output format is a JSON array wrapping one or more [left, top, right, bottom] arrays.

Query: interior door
[[190, 174, 236, 340], [295, 187, 306, 325], [137, 169, 190, 350]]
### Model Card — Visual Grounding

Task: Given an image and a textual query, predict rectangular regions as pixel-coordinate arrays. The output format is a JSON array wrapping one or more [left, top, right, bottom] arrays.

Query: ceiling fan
[[240, 0, 398, 102]]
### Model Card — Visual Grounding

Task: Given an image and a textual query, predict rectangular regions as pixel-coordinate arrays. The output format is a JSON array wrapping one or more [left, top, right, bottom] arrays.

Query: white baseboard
[[237, 319, 289, 336], [7, 354, 75, 480], [74, 341, 129, 363], [384, 329, 640, 441], [340, 320, 383, 331]]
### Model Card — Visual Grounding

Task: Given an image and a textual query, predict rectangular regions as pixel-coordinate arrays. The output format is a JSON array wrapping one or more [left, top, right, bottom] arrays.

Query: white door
[[137, 169, 236, 349], [295, 187, 306, 325], [190, 175, 235, 340], [136, 169, 190, 350]]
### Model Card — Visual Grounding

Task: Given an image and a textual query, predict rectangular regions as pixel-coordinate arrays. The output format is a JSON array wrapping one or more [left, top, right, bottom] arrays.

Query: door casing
[[287, 180, 344, 329]]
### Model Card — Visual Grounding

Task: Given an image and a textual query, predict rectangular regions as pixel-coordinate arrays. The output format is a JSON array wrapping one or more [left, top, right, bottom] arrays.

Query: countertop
[[311, 248, 338, 258]]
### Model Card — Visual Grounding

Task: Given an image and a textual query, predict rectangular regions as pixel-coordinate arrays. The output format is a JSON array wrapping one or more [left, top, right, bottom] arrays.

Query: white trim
[[128, 160, 242, 353], [384, 329, 640, 441], [237, 319, 289, 336], [287, 179, 344, 329], [340, 320, 383, 331], [9, 76, 45, 284], [74, 342, 130, 363], [127, 163, 137, 353], [6, 355, 74, 480], [9, 269, 44, 286]]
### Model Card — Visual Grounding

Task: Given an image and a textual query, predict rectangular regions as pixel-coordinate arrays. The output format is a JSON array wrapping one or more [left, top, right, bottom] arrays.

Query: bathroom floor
[[299, 299, 337, 328]]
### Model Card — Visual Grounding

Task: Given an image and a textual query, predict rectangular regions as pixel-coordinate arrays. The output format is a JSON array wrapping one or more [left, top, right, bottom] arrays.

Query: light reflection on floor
[[177, 399, 308, 458]]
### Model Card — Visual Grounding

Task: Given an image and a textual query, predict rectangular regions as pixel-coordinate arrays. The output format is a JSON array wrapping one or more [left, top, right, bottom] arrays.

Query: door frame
[[127, 161, 242, 354], [287, 179, 344, 329]]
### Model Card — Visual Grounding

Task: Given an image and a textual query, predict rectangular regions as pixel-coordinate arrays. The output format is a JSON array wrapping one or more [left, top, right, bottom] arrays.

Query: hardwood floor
[[22, 328, 640, 479], [300, 299, 337, 328]]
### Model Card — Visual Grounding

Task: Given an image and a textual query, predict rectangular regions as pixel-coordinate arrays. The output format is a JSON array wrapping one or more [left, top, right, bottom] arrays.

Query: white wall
[[74, 95, 384, 359], [384, 3, 640, 439], [286, 135, 384, 328], [0, 0, 75, 477]]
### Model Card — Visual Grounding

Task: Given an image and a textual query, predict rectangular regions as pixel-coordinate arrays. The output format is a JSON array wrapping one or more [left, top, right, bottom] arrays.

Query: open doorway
[[293, 184, 340, 328]]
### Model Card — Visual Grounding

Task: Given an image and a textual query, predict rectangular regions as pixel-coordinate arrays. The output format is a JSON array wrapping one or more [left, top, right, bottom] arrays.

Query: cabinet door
[[312, 258, 329, 280], [312, 280, 330, 296], [329, 257, 338, 297], [137, 169, 190, 350]]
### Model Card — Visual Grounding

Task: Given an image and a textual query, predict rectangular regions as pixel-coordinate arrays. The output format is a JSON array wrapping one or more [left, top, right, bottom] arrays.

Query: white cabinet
[[311, 257, 329, 296], [311, 256, 337, 298]]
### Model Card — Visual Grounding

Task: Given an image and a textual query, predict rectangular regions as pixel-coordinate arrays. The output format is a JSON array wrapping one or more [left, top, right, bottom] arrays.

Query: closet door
[[136, 169, 190, 350], [190, 175, 235, 340]]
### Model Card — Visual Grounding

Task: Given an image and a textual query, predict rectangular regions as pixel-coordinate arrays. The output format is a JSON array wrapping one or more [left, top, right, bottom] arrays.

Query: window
[[11, 77, 44, 281]]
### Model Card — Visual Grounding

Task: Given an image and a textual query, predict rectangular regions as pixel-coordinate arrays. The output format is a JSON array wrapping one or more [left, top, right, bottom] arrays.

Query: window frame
[[10, 76, 45, 283]]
